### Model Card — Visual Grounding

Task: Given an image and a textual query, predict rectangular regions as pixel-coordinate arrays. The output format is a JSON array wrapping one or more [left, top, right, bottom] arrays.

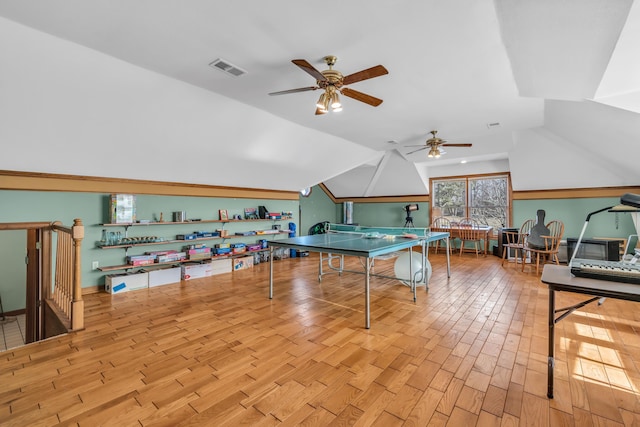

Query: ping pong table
[[268, 224, 450, 328]]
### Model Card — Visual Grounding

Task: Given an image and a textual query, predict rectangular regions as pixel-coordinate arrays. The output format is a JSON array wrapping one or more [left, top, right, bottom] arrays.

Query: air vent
[[208, 58, 247, 77], [486, 122, 502, 129]]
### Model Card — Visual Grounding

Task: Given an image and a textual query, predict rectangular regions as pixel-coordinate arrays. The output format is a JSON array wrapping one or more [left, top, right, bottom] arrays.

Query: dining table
[[431, 224, 494, 255]]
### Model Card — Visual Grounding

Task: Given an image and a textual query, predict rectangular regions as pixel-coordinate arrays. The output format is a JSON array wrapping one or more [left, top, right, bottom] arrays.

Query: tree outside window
[[431, 175, 509, 229]]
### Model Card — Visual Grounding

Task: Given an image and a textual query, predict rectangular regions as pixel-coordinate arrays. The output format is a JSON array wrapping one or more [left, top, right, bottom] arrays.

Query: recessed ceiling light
[[460, 160, 467, 164]]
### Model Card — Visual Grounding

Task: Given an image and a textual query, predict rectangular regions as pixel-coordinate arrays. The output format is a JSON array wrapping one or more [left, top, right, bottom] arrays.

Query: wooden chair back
[[457, 218, 482, 257], [431, 216, 450, 230], [544, 220, 565, 251], [523, 220, 564, 274], [430, 216, 451, 253], [458, 218, 481, 240]]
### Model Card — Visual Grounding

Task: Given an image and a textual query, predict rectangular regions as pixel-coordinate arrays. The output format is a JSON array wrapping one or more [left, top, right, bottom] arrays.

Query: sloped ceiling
[[0, 1, 638, 197]]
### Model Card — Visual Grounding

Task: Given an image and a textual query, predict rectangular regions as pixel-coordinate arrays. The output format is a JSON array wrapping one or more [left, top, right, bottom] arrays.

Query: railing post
[[71, 218, 85, 330]]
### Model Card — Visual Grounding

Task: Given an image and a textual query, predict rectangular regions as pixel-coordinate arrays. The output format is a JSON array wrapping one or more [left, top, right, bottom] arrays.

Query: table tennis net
[[326, 223, 430, 238]]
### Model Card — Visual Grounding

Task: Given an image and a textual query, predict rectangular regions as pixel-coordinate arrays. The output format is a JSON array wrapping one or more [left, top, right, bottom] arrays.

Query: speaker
[[258, 206, 268, 219]]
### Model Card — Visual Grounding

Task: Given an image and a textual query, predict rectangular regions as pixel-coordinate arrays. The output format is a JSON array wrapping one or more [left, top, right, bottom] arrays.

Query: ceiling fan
[[268, 56, 388, 115], [406, 130, 472, 158]]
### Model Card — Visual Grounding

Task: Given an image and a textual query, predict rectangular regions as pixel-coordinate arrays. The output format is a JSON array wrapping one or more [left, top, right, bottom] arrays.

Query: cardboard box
[[105, 271, 149, 294], [210, 258, 232, 275], [182, 262, 213, 280], [157, 252, 187, 263], [110, 194, 136, 224], [233, 256, 254, 271], [147, 267, 182, 287], [213, 247, 231, 255], [176, 234, 198, 240]]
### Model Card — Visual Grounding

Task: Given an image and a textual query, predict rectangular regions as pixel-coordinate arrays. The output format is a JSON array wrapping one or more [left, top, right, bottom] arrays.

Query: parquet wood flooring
[[2, 252, 640, 426]]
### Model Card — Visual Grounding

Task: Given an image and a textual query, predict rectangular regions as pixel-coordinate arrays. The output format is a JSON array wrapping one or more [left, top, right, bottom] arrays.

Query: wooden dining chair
[[501, 219, 535, 267], [457, 218, 482, 257], [430, 216, 451, 254], [522, 220, 564, 275]]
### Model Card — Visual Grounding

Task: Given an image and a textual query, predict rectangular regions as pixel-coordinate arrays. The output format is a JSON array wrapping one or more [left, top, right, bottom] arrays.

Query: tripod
[[403, 204, 418, 228], [404, 213, 415, 228]]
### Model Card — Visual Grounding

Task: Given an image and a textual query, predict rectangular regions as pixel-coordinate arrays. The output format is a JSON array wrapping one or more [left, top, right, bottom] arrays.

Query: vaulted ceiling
[[0, 1, 639, 197]]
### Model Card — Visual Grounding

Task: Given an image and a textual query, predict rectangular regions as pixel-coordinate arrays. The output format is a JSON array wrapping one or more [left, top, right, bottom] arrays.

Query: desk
[[268, 225, 450, 329], [541, 264, 640, 398], [432, 225, 493, 255]]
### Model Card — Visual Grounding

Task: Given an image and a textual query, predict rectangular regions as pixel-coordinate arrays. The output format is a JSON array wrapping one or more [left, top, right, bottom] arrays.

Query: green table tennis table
[[268, 223, 450, 328]]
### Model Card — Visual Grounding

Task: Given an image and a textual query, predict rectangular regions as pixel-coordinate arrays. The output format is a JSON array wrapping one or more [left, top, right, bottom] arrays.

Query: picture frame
[[218, 209, 228, 221]]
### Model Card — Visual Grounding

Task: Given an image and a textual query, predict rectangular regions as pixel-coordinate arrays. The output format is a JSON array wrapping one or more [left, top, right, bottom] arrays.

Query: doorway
[[0, 223, 50, 348]]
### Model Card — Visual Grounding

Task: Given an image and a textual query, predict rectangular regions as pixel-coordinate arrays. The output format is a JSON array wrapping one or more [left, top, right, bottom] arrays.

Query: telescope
[[403, 204, 419, 227]]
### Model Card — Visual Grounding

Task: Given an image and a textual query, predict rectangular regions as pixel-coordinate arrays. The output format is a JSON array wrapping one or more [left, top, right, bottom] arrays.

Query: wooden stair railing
[[50, 218, 84, 331]]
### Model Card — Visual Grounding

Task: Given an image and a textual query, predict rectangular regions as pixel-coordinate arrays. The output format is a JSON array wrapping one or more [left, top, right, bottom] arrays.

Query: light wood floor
[[2, 252, 640, 426]]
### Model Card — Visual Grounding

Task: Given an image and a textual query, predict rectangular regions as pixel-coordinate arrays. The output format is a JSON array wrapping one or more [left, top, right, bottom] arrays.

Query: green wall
[[351, 195, 638, 253], [2, 187, 636, 313], [0, 190, 300, 311], [300, 189, 638, 247], [299, 186, 338, 235], [513, 198, 637, 243], [299, 188, 429, 232], [351, 201, 430, 228]]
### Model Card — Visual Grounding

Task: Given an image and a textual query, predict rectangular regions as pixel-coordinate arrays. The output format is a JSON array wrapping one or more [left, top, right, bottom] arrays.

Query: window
[[431, 174, 510, 229]]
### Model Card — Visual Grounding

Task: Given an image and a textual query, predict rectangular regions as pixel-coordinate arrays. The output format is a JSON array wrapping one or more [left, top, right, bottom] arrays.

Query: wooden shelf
[[97, 249, 272, 272], [97, 231, 290, 249], [97, 216, 293, 272], [100, 218, 291, 227]]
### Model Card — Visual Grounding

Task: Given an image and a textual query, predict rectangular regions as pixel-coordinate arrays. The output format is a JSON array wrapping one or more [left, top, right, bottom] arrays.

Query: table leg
[[548, 288, 555, 399], [269, 246, 274, 299], [484, 232, 489, 256], [409, 247, 416, 302], [422, 240, 428, 292], [445, 237, 451, 277], [318, 252, 323, 282], [365, 257, 371, 329]]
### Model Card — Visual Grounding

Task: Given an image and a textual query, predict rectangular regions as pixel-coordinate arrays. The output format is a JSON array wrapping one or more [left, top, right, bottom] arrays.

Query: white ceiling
[[0, 0, 639, 197]]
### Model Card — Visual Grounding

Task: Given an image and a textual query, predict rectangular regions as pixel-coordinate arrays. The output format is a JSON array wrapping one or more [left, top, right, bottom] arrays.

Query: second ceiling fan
[[406, 130, 472, 158], [268, 56, 388, 115]]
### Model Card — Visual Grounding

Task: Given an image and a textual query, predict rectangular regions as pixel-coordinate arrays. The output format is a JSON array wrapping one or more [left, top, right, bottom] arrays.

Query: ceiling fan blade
[[343, 65, 389, 85], [268, 86, 319, 96], [441, 143, 472, 147], [340, 87, 383, 107], [406, 147, 428, 155], [292, 59, 327, 82], [404, 145, 428, 147]]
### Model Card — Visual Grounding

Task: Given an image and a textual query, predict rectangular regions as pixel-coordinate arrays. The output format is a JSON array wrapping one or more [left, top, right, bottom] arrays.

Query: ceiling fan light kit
[[269, 55, 387, 114], [269, 56, 469, 161], [406, 130, 473, 159]]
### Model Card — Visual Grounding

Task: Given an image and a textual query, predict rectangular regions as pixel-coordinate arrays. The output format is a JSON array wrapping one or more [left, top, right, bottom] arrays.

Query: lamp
[[316, 93, 327, 110], [428, 147, 441, 158], [330, 91, 342, 110], [569, 193, 640, 268], [316, 86, 342, 114]]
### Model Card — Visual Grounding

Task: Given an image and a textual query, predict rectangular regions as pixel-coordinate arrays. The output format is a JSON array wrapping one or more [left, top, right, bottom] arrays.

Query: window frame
[[429, 173, 512, 231]]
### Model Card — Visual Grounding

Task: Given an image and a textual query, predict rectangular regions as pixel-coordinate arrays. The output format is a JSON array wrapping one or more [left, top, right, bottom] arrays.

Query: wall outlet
[[92, 261, 99, 270]]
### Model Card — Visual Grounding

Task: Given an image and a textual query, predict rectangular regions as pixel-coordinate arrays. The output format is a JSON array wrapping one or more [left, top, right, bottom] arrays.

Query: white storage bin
[[148, 266, 182, 287], [105, 271, 149, 294]]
